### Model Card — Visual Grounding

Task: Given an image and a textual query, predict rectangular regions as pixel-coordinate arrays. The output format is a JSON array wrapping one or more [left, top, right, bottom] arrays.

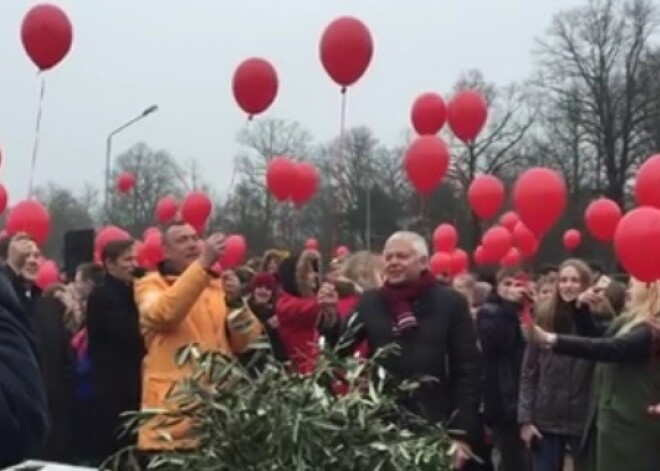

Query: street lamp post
[[104, 105, 159, 218]]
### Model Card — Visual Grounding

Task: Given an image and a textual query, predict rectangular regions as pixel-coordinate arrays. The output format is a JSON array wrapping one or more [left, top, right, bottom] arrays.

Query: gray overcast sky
[[0, 0, 586, 205]]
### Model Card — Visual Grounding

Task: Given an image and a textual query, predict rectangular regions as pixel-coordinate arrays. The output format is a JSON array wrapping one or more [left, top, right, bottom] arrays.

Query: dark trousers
[[531, 432, 579, 471], [490, 423, 530, 471]]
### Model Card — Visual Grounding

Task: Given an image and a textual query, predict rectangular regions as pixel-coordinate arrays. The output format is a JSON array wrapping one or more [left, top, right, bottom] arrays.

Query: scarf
[[380, 270, 437, 336]]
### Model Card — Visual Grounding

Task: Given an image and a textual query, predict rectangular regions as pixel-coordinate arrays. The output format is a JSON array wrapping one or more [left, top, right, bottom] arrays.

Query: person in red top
[[275, 250, 336, 374]]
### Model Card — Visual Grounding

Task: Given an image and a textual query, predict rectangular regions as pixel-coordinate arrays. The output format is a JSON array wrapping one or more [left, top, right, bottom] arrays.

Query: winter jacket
[[87, 274, 145, 459], [134, 261, 262, 450], [475, 293, 525, 424], [275, 250, 322, 374], [334, 282, 483, 443], [0, 271, 48, 468], [518, 302, 596, 436]]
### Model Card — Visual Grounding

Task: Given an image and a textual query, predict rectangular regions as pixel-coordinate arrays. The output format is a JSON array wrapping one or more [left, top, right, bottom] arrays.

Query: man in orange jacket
[[134, 222, 262, 451]]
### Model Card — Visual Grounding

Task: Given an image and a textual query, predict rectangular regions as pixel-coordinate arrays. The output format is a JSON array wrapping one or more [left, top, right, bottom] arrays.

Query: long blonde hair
[[617, 280, 660, 335]]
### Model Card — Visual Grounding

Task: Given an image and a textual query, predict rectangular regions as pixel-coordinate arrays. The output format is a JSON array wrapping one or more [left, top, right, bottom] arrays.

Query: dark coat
[[475, 294, 525, 424], [86, 274, 145, 461], [518, 302, 595, 437], [0, 271, 48, 468], [339, 283, 483, 443], [554, 322, 660, 471], [31, 294, 76, 462]]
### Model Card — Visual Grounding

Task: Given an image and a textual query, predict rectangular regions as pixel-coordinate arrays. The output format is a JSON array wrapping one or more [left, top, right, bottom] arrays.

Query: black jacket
[[31, 294, 76, 462], [475, 294, 525, 424], [338, 283, 483, 442], [86, 274, 145, 459], [0, 271, 48, 468]]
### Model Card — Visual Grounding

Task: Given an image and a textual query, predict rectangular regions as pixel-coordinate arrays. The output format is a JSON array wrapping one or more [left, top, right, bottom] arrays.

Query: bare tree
[[107, 143, 188, 234], [535, 0, 659, 207], [448, 70, 536, 247], [34, 183, 96, 261], [230, 118, 313, 248]]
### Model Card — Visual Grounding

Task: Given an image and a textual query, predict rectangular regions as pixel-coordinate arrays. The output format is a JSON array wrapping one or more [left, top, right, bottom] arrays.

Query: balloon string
[[28, 75, 46, 198], [333, 88, 348, 247]]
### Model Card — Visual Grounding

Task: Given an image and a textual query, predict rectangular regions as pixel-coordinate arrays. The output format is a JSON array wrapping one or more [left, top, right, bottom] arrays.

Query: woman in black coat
[[86, 239, 145, 464]]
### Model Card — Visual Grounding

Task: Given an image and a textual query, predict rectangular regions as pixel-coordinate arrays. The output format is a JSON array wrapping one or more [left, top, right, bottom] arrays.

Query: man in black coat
[[475, 268, 530, 471], [327, 231, 483, 470], [0, 266, 49, 468]]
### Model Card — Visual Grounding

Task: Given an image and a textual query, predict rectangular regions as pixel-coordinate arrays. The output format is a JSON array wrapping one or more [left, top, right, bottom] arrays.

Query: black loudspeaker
[[63, 229, 95, 281]]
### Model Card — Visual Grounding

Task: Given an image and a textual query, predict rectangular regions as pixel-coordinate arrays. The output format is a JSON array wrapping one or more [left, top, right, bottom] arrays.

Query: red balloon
[[5, 200, 51, 246], [410, 93, 447, 135], [181, 192, 212, 227], [468, 175, 505, 220], [219, 235, 247, 269], [35, 260, 59, 290], [482, 226, 513, 261], [430, 251, 452, 276], [232, 57, 278, 117], [501, 247, 522, 268], [474, 246, 487, 266], [155, 196, 179, 224], [290, 162, 319, 207], [563, 229, 581, 250], [21, 4, 73, 71], [135, 241, 152, 269], [447, 90, 488, 142], [142, 226, 160, 239], [116, 172, 135, 194], [634, 154, 660, 208], [143, 232, 164, 266], [584, 198, 621, 243], [450, 249, 469, 275], [305, 238, 319, 250], [404, 136, 450, 195], [95, 226, 130, 256], [266, 157, 296, 202], [433, 224, 458, 252], [614, 207, 660, 282], [335, 245, 350, 258], [513, 168, 567, 235], [319, 16, 373, 88], [500, 212, 520, 232], [512, 222, 538, 259], [0, 184, 8, 214]]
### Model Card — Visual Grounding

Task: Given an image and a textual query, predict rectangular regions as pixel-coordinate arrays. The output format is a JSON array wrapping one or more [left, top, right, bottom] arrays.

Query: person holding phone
[[518, 259, 614, 471], [133, 222, 262, 453]]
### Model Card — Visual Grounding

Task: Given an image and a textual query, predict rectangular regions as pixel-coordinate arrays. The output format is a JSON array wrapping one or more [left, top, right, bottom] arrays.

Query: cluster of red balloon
[[266, 157, 319, 207], [405, 90, 488, 195], [429, 224, 469, 277]]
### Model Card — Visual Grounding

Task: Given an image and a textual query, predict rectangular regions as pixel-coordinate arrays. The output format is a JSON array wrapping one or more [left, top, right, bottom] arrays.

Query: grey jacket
[[518, 341, 593, 436]]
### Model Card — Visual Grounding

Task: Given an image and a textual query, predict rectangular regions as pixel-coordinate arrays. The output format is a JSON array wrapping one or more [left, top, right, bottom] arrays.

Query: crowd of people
[[0, 222, 659, 470]]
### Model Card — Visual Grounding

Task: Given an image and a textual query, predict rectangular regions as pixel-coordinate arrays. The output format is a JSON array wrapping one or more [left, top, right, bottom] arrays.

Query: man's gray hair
[[384, 231, 429, 259]]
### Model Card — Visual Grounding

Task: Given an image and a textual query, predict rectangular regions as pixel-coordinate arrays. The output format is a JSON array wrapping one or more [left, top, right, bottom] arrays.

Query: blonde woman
[[518, 259, 614, 471], [334, 251, 384, 358], [532, 278, 660, 471]]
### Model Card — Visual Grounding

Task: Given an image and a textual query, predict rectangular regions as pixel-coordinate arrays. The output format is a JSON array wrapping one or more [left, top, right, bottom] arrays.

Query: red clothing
[[276, 291, 320, 374]]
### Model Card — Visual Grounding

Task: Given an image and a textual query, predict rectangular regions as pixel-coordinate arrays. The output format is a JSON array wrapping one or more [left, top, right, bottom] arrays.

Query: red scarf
[[380, 270, 437, 336]]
